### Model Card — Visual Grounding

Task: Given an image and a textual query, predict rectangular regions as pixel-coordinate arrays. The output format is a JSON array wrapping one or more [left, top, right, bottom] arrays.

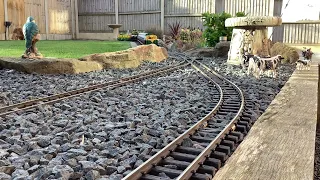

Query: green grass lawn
[[0, 40, 131, 58]]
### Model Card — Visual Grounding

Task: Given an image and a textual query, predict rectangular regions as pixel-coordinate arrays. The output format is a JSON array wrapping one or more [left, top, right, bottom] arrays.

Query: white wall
[[281, 0, 320, 22]]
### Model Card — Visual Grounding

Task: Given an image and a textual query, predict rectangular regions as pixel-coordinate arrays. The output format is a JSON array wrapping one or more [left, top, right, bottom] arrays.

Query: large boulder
[[79, 44, 168, 69], [0, 57, 103, 74], [270, 42, 299, 63]]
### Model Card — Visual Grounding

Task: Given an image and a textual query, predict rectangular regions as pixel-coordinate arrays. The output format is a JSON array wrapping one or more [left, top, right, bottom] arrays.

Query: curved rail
[[123, 55, 245, 180], [123, 63, 224, 180], [176, 60, 245, 180], [0, 62, 189, 117]]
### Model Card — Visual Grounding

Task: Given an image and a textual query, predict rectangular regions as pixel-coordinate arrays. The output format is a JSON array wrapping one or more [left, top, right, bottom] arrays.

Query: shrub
[[202, 11, 246, 47], [235, 11, 247, 17], [145, 25, 163, 39], [171, 27, 205, 51], [131, 29, 139, 35]]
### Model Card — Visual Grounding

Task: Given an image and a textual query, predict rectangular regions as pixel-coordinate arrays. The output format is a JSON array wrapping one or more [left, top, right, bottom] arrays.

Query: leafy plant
[[202, 11, 246, 47], [131, 29, 139, 35], [236, 11, 247, 17], [168, 21, 182, 40]]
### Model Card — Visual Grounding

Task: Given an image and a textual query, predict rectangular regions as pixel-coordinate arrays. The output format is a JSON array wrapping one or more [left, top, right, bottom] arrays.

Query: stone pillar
[[108, 24, 122, 40], [227, 27, 271, 65], [113, 28, 120, 40], [225, 16, 282, 65], [227, 28, 245, 65]]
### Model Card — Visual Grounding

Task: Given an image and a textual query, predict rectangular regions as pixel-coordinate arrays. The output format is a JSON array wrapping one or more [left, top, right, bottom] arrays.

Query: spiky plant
[[168, 21, 182, 40]]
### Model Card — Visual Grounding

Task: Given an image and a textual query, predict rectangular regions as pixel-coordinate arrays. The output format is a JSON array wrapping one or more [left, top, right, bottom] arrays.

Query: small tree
[[202, 11, 246, 47]]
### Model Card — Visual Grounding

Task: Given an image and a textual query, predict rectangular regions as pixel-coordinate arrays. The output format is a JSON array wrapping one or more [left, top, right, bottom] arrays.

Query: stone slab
[[213, 58, 319, 180], [0, 57, 103, 74]]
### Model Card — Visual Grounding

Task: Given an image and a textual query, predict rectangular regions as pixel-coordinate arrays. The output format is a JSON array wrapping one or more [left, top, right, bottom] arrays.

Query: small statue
[[22, 16, 43, 59]]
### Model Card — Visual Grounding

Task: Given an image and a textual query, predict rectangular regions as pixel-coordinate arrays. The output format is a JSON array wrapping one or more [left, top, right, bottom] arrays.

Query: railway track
[[123, 56, 257, 180], [0, 62, 188, 117], [1, 52, 258, 179]]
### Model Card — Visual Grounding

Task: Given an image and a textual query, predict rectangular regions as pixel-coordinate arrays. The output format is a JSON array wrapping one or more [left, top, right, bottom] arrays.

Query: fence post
[[160, 0, 164, 33], [3, 0, 8, 40], [71, 0, 75, 39], [115, 0, 119, 24], [44, 0, 49, 40], [3, 0, 7, 21], [75, 0, 79, 39]]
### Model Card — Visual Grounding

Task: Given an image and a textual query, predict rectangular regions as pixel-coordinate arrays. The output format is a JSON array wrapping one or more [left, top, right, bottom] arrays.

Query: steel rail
[[175, 60, 245, 180], [0, 62, 189, 117], [123, 62, 224, 180]]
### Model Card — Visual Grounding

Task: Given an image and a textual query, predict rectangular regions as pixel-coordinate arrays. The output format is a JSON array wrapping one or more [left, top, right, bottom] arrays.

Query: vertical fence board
[[78, 0, 115, 32], [47, 0, 71, 34], [272, 22, 320, 44], [0, 0, 5, 33]]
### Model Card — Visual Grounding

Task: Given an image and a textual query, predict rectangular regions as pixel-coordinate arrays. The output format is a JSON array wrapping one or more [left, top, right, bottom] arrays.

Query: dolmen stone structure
[[225, 16, 282, 65]]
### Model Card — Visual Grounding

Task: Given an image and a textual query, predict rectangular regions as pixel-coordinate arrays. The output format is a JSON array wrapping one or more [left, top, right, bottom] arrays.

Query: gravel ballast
[[0, 66, 218, 179], [0, 56, 296, 179], [0, 58, 182, 105], [200, 57, 295, 113]]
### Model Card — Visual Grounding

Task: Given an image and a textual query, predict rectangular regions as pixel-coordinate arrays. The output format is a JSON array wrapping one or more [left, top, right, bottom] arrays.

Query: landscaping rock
[[0, 165, 15, 175], [79, 44, 168, 69], [52, 165, 74, 179], [0, 57, 103, 75], [0, 54, 295, 179], [0, 172, 11, 180], [213, 41, 231, 58]]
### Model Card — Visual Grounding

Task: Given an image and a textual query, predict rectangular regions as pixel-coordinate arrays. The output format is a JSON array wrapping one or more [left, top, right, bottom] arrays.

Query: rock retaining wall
[[0, 44, 168, 74]]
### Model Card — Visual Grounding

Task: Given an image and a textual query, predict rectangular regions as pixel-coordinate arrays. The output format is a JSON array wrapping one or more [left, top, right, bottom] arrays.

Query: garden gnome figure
[[22, 16, 43, 59]]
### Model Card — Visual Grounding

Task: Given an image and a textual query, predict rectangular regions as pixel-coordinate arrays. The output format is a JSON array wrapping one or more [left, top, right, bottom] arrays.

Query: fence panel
[[47, 0, 72, 34], [0, 0, 5, 34], [7, 0, 27, 34], [24, 0, 46, 33], [165, 0, 215, 15], [272, 22, 320, 44], [119, 0, 160, 12], [163, 0, 215, 34], [118, 0, 160, 31], [78, 0, 115, 32], [221, 0, 272, 16]]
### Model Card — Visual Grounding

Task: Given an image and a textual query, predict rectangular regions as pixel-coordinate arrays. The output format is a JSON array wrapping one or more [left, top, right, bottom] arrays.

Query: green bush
[[202, 11, 246, 47]]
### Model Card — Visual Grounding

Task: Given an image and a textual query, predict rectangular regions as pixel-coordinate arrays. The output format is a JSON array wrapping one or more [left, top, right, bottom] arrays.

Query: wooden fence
[[0, 0, 75, 40], [78, 0, 278, 34], [1, 0, 319, 44], [272, 21, 320, 44]]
